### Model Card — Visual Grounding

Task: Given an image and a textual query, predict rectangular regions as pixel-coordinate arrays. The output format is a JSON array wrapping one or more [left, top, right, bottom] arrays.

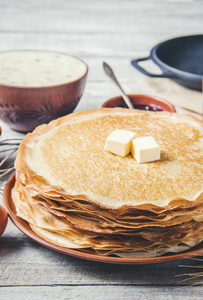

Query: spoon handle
[[103, 62, 134, 109]]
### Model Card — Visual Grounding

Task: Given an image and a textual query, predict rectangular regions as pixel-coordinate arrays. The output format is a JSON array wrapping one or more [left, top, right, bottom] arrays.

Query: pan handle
[[131, 57, 172, 78]]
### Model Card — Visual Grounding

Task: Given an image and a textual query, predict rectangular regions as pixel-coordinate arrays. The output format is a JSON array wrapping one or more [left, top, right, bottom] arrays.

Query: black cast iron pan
[[131, 35, 203, 91]]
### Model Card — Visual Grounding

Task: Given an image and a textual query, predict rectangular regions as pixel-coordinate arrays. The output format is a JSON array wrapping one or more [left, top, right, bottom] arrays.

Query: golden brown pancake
[[12, 181, 203, 255], [12, 108, 203, 257]]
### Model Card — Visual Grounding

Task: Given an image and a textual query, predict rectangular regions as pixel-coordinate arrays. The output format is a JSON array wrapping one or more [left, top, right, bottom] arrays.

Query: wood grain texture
[[0, 0, 203, 298], [1, 286, 203, 300]]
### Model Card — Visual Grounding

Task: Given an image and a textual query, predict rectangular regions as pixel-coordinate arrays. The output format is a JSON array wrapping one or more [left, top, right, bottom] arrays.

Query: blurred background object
[[0, 50, 88, 132]]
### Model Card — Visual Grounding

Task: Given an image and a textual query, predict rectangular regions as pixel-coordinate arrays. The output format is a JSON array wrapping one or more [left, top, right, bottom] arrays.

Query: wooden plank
[[0, 286, 203, 300], [0, 0, 202, 34], [0, 32, 174, 57]]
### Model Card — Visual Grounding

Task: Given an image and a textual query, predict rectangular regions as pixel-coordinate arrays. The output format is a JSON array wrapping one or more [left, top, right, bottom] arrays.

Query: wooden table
[[1, 1, 203, 299]]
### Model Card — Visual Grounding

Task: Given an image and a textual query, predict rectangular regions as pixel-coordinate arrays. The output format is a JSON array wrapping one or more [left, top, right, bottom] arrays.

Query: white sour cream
[[0, 50, 87, 87]]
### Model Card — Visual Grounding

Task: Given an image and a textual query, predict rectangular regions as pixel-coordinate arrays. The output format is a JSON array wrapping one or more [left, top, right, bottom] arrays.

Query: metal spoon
[[103, 61, 134, 109]]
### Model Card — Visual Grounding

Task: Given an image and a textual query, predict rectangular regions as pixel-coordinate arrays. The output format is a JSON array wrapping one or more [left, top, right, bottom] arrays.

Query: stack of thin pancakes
[[12, 108, 203, 257]]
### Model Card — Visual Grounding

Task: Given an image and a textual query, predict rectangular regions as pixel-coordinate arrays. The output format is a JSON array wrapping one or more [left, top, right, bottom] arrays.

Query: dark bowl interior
[[102, 94, 176, 113], [155, 35, 203, 76]]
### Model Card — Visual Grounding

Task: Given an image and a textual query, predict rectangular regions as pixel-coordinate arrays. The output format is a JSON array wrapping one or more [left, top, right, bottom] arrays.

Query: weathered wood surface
[[0, 0, 203, 299], [0, 286, 203, 300]]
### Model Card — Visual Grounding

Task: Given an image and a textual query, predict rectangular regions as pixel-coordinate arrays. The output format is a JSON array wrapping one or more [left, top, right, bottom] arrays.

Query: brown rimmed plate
[[3, 172, 203, 265]]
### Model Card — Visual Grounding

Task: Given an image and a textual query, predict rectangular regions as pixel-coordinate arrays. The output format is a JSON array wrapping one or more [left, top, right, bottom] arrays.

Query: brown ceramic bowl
[[102, 94, 176, 113], [0, 50, 88, 133]]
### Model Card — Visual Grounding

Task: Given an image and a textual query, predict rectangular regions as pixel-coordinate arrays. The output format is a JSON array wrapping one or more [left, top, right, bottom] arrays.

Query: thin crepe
[[12, 108, 203, 257]]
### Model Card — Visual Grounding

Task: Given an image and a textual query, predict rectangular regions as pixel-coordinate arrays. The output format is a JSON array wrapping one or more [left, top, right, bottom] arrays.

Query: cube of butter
[[105, 129, 136, 157], [131, 136, 160, 163]]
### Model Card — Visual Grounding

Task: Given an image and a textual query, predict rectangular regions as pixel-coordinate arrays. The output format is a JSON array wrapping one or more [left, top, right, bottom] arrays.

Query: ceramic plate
[[3, 173, 203, 265]]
